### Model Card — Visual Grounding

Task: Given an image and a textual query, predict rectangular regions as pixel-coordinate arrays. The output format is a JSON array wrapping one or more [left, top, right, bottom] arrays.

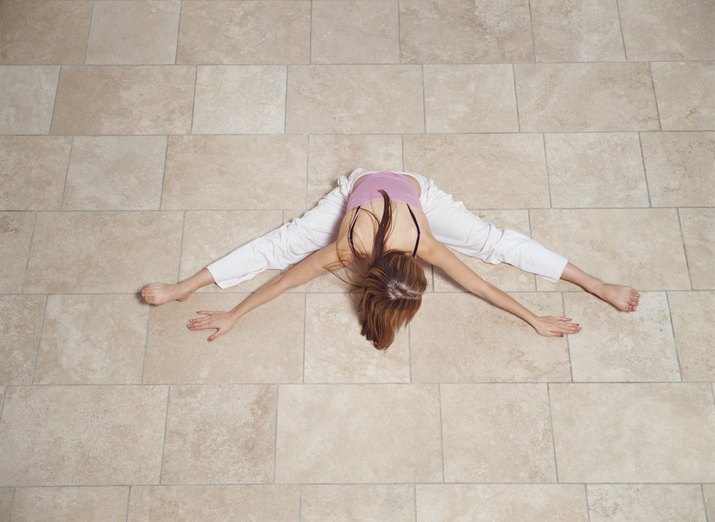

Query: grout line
[[512, 63, 521, 131], [6, 480, 715, 488], [177, 211, 187, 282], [711, 383, 715, 408], [175, 0, 183, 65], [139, 302, 152, 385], [274, 384, 280, 484], [59, 135, 74, 210], [527, 0, 537, 62], [541, 133, 552, 207], [30, 295, 49, 384], [158, 385, 172, 485], [308, 0, 313, 65], [584, 483, 593, 522], [159, 135, 170, 211], [19, 211, 39, 294], [8, 487, 16, 522], [47, 65, 62, 136], [546, 383, 561, 482], [664, 292, 685, 382], [636, 132, 653, 207], [437, 384, 445, 482], [675, 208, 695, 290], [302, 294, 307, 383], [397, 0, 402, 64], [0, 385, 7, 423], [6, 379, 715, 388], [614, 0, 628, 61], [298, 483, 302, 521], [189, 65, 198, 134], [420, 64, 427, 133], [82, 0, 95, 65], [700, 483, 710, 522], [648, 61, 664, 131], [413, 482, 417, 522], [284, 65, 289, 133], [124, 485, 132, 522], [561, 293, 574, 383]]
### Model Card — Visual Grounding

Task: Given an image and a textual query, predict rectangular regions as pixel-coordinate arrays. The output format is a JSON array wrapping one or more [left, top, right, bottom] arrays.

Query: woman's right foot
[[141, 282, 192, 306], [595, 282, 640, 312]]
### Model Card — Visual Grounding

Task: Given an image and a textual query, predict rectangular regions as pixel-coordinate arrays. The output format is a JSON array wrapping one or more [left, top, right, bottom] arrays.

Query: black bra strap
[[406, 204, 421, 257], [348, 205, 361, 251]]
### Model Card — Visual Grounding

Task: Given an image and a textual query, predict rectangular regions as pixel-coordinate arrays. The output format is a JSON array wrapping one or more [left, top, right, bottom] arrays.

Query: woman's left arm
[[420, 238, 580, 337]]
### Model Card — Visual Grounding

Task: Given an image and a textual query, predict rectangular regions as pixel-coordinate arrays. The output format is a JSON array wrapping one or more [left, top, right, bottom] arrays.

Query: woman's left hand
[[187, 310, 236, 342], [531, 316, 581, 337]]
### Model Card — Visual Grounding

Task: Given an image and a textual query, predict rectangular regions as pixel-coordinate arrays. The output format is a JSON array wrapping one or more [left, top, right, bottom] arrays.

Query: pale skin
[[141, 176, 640, 342]]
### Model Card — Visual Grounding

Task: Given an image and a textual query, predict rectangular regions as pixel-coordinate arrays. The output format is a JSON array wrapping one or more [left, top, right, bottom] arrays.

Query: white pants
[[207, 168, 568, 288]]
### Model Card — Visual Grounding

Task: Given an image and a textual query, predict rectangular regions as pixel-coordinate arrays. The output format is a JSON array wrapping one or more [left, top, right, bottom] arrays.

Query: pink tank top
[[346, 172, 422, 211]]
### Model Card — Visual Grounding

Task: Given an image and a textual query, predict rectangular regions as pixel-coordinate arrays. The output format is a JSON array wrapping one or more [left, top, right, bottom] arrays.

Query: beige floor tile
[[679, 208, 715, 289], [619, 0, 715, 60], [587, 484, 707, 522], [403, 134, 550, 209], [0, 488, 11, 522], [301, 484, 414, 521], [63, 136, 166, 210], [705, 485, 715, 520], [35, 295, 148, 385], [11, 487, 128, 522], [415, 484, 588, 521], [545, 133, 649, 208], [304, 293, 410, 383], [399, 0, 534, 63], [275, 384, 442, 483], [0, 296, 45, 385], [0, 385, 167, 486], [51, 66, 195, 135], [128, 485, 300, 521], [441, 383, 556, 482], [531, 209, 691, 291], [193, 66, 286, 134], [0, 66, 59, 134], [550, 383, 715, 482], [0, 212, 34, 293], [143, 294, 303, 383], [411, 293, 571, 382], [177, 0, 310, 64], [311, 0, 399, 64], [286, 65, 424, 134], [162, 135, 307, 210], [433, 209, 537, 292], [307, 135, 403, 208], [641, 132, 715, 207], [515, 63, 659, 132], [651, 62, 715, 131], [423, 65, 518, 133], [181, 210, 283, 293], [530, 0, 624, 62], [86, 0, 180, 65], [0, 0, 92, 65], [161, 385, 276, 484], [24, 211, 182, 293], [0, 137, 71, 210], [669, 291, 715, 381], [564, 292, 680, 382]]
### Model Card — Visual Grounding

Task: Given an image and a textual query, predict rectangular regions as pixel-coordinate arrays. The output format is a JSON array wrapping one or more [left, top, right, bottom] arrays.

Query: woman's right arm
[[188, 242, 346, 341]]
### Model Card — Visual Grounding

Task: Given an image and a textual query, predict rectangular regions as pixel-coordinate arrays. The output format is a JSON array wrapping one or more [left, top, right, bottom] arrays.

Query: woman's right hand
[[531, 316, 581, 337]]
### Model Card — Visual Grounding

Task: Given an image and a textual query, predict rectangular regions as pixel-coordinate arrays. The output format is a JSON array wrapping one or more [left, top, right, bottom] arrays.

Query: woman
[[141, 168, 640, 347]]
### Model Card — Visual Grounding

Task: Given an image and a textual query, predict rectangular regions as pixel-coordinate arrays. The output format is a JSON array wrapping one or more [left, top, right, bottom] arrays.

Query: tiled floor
[[0, 0, 714, 520]]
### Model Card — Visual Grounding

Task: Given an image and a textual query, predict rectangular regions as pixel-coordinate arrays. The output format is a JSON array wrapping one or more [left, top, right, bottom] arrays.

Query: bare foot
[[595, 282, 640, 312], [141, 282, 192, 306]]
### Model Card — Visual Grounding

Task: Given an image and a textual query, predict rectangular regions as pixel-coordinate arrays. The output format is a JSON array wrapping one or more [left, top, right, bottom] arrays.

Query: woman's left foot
[[596, 283, 640, 312]]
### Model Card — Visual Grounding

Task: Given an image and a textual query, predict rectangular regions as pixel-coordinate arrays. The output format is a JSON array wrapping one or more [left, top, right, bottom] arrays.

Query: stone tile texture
[[1, 0, 713, 519]]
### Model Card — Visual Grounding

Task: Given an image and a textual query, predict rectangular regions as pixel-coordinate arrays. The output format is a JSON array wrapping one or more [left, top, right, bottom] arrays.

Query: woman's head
[[345, 190, 427, 350]]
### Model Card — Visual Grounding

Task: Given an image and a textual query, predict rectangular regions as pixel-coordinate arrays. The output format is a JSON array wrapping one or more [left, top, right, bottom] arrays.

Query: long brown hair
[[339, 190, 427, 350]]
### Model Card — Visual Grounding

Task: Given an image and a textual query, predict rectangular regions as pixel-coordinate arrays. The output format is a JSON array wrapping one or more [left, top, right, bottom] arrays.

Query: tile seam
[[584, 483, 593, 522], [546, 383, 561, 483], [648, 61, 664, 131], [614, 0, 628, 62], [158, 385, 171, 485], [636, 132, 654, 207], [526, 0, 537, 62], [19, 211, 39, 294], [174, 0, 183, 65], [58, 136, 74, 210], [124, 485, 132, 522], [675, 208, 695, 290], [30, 295, 49, 384], [664, 292, 685, 382], [561, 293, 574, 383], [159, 135, 170, 211], [274, 384, 281, 485], [437, 383, 445, 482], [82, 0, 95, 65]]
